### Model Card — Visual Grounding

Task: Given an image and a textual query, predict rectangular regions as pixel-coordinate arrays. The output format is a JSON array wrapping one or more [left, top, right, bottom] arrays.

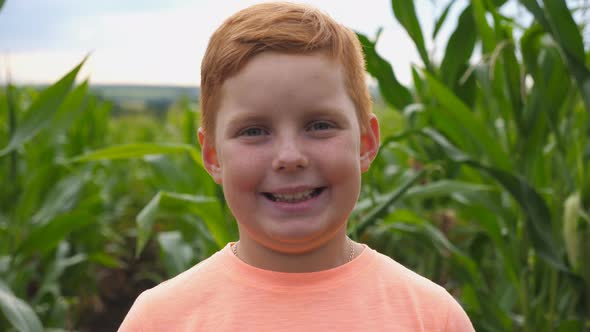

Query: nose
[[272, 137, 308, 171]]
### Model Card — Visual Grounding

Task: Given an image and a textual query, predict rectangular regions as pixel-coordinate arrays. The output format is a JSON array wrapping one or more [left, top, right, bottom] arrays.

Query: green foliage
[[0, 57, 86, 156], [135, 191, 227, 257], [0, 66, 219, 329], [0, 281, 43, 332], [359, 0, 590, 330], [69, 142, 202, 167], [391, 0, 431, 71], [356, 33, 413, 110]]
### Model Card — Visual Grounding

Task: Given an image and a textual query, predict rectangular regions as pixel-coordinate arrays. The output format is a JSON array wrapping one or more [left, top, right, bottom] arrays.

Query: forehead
[[218, 51, 355, 117]]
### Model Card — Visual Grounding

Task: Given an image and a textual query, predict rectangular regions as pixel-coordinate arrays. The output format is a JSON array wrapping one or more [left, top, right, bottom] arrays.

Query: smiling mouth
[[262, 187, 325, 203]]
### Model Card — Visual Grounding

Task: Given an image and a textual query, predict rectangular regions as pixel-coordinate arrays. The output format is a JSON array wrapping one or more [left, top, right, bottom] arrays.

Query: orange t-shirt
[[119, 243, 474, 331]]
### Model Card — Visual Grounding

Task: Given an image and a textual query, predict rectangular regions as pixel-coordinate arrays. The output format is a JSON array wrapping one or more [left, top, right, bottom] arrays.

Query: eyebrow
[[302, 108, 351, 126], [224, 113, 270, 134]]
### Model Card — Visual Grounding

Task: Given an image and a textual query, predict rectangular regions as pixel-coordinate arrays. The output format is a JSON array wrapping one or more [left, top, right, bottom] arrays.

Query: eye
[[239, 127, 268, 137], [308, 121, 335, 131]]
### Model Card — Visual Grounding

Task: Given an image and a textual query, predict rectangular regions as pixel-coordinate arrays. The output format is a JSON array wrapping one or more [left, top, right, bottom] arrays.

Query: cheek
[[313, 135, 362, 180], [219, 146, 266, 191], [218, 147, 265, 221]]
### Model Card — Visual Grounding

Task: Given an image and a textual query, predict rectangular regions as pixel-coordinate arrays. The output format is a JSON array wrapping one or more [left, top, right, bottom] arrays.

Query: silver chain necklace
[[232, 237, 355, 263]]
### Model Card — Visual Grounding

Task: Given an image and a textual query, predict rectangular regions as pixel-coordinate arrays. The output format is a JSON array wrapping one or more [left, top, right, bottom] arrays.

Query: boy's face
[[199, 52, 379, 253]]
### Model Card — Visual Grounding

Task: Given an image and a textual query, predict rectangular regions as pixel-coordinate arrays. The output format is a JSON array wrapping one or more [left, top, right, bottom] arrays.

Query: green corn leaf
[[381, 212, 485, 288], [424, 72, 509, 169], [472, 65, 507, 145], [51, 80, 90, 134], [31, 169, 90, 225], [34, 244, 87, 304], [136, 191, 228, 257], [582, 164, 590, 212], [472, 0, 496, 54], [420, 222, 484, 287], [499, 28, 523, 129], [440, 5, 477, 86], [519, 0, 551, 31], [17, 212, 94, 257], [145, 153, 217, 197], [411, 67, 424, 99], [404, 180, 517, 280], [543, 0, 585, 65], [405, 180, 493, 201], [520, 24, 544, 79], [432, 0, 455, 39], [180, 98, 199, 147], [137, 193, 170, 257], [422, 128, 471, 162], [0, 57, 86, 157], [68, 142, 202, 168], [391, 0, 431, 70], [158, 231, 195, 277], [356, 32, 413, 110], [0, 281, 43, 332], [557, 320, 584, 332], [520, 0, 590, 113], [422, 128, 567, 271], [353, 169, 426, 235], [490, 0, 509, 6], [522, 44, 570, 140], [543, 0, 590, 115], [88, 252, 124, 269], [0, 0, 5, 12], [460, 205, 516, 279], [473, 164, 566, 270]]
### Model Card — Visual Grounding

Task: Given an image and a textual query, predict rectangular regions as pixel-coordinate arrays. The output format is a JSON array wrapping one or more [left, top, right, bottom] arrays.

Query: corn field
[[1, 0, 589, 331]]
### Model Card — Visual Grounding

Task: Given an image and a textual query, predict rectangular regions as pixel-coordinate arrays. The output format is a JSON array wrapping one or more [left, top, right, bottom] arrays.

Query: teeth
[[270, 189, 315, 202]]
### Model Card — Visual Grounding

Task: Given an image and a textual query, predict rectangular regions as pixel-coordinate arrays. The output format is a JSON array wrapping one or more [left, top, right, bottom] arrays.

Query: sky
[[0, 0, 467, 86]]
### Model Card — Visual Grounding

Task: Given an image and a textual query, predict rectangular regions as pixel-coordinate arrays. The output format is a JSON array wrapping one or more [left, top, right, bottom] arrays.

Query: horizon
[[0, 0, 472, 87]]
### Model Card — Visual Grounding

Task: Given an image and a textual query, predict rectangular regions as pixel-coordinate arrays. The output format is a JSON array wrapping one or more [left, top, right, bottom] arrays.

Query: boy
[[119, 2, 474, 331]]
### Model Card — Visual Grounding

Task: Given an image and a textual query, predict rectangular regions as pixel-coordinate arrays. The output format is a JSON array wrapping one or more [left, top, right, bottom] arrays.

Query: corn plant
[[0, 59, 165, 330], [356, 0, 589, 330], [69, 97, 236, 266], [0, 60, 102, 330]]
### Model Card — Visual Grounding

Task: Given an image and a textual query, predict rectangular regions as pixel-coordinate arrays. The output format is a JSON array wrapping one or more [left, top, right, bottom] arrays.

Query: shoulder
[[365, 249, 474, 331], [147, 249, 222, 298], [118, 248, 228, 330], [370, 250, 449, 297]]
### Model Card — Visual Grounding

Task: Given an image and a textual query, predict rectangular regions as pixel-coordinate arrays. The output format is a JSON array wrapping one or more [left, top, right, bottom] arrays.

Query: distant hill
[[91, 84, 380, 105], [91, 84, 199, 113], [90, 83, 383, 113], [7, 82, 383, 113], [91, 84, 199, 102]]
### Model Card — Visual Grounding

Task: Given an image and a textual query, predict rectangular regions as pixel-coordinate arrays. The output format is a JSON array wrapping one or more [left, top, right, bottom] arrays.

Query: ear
[[198, 128, 222, 184], [360, 114, 380, 173]]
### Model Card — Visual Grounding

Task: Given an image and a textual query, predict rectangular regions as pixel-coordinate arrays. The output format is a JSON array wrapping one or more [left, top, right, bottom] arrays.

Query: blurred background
[[1, 0, 589, 331]]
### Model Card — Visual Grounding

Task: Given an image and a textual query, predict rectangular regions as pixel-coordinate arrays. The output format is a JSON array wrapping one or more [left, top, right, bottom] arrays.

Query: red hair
[[200, 2, 372, 140]]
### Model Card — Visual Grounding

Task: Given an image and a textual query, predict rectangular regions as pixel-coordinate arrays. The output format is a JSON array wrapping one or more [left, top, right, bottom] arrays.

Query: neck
[[234, 227, 359, 273]]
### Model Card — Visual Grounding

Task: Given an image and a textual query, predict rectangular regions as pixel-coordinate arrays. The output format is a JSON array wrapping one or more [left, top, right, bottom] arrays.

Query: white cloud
[[1, 51, 91, 84], [1, 0, 448, 86]]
